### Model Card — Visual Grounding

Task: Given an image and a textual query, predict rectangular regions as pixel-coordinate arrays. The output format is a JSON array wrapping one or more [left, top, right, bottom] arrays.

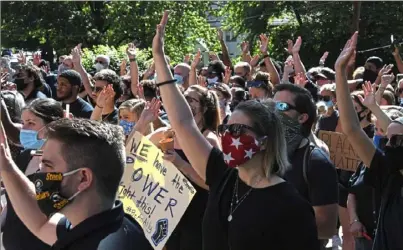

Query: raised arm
[[126, 43, 140, 97], [216, 29, 233, 68], [289, 37, 306, 75], [259, 34, 280, 85], [0, 99, 22, 144], [71, 44, 93, 97], [152, 11, 212, 180], [189, 50, 201, 87], [334, 32, 375, 167], [393, 47, 403, 73]]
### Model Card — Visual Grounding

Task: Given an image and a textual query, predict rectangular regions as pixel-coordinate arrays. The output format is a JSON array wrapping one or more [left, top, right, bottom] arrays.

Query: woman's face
[[227, 110, 257, 138], [184, 89, 203, 119], [21, 110, 47, 139], [119, 108, 138, 123]]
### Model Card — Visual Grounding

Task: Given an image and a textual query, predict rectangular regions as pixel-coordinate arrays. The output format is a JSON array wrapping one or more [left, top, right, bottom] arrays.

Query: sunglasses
[[275, 101, 297, 112], [218, 123, 258, 137], [318, 96, 331, 102], [247, 81, 265, 88]]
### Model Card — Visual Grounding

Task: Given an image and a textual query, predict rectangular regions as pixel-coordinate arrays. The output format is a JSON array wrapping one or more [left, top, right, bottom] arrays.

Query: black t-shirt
[[364, 149, 403, 250], [3, 149, 51, 250], [53, 201, 152, 250], [315, 110, 339, 133], [62, 98, 93, 119], [203, 148, 319, 250], [285, 144, 339, 206], [348, 163, 381, 238], [101, 108, 119, 125]]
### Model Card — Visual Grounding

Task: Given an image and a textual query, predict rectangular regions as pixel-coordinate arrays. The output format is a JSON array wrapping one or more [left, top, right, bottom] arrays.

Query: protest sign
[[118, 132, 196, 250], [318, 130, 361, 171]]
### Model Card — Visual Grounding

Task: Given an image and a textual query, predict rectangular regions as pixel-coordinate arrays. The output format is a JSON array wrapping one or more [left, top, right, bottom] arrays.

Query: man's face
[[92, 80, 108, 100], [249, 87, 266, 100], [174, 65, 189, 84], [316, 78, 331, 86], [57, 77, 76, 101], [95, 57, 108, 69], [234, 66, 246, 78], [364, 62, 378, 73]]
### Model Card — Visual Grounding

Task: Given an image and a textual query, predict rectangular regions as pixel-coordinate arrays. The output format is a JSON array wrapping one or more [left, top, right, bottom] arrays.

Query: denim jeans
[[355, 238, 373, 250]]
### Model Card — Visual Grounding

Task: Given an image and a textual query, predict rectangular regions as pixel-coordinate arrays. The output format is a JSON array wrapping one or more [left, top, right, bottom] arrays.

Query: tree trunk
[[351, 1, 362, 33]]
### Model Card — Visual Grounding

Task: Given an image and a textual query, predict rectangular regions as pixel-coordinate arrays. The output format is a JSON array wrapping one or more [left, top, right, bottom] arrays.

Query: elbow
[[317, 216, 338, 239]]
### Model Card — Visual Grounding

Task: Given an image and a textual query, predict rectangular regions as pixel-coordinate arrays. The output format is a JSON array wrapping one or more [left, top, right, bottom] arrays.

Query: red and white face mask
[[220, 124, 263, 168]]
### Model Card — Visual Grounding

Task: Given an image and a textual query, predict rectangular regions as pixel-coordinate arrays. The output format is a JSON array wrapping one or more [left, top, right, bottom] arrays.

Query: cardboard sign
[[318, 130, 361, 171], [118, 132, 196, 250]]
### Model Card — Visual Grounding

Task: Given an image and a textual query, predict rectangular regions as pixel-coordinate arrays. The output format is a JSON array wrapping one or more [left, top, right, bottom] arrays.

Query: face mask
[[221, 131, 262, 168], [325, 100, 334, 108], [373, 135, 387, 152], [357, 109, 367, 122], [20, 128, 46, 149], [174, 74, 184, 85], [28, 169, 82, 217], [207, 76, 218, 84], [120, 120, 135, 136], [276, 112, 304, 158], [14, 78, 27, 91], [363, 69, 378, 83], [94, 63, 105, 72]]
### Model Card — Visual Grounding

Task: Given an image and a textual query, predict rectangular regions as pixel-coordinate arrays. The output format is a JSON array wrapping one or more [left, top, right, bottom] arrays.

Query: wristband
[[129, 57, 136, 62], [157, 79, 177, 87]]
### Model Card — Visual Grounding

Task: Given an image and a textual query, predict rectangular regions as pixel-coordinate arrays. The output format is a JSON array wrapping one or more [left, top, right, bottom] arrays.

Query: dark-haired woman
[[1, 98, 64, 250]]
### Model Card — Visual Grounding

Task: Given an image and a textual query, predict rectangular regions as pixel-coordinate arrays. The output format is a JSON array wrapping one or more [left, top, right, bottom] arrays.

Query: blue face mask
[[174, 74, 184, 84], [373, 135, 388, 152], [120, 120, 135, 136], [20, 129, 46, 150], [325, 100, 334, 108]]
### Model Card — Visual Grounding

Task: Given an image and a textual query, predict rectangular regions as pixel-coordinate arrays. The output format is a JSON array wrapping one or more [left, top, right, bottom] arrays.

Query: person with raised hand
[[152, 10, 319, 250], [335, 31, 403, 250]]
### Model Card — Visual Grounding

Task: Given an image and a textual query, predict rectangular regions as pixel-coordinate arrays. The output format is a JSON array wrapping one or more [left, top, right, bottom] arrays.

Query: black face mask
[[14, 78, 27, 91], [363, 69, 378, 83]]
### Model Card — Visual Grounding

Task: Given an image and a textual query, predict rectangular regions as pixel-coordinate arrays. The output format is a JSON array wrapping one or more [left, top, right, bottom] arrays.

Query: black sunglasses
[[218, 123, 258, 137], [275, 101, 297, 112]]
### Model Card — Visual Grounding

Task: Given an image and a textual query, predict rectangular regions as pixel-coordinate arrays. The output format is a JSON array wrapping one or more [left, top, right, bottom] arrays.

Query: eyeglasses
[[218, 123, 258, 137], [318, 95, 331, 102], [275, 101, 297, 112], [247, 81, 265, 88]]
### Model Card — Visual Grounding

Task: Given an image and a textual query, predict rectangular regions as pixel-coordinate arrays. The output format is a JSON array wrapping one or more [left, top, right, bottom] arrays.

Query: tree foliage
[[1, 1, 220, 66], [220, 1, 403, 68]]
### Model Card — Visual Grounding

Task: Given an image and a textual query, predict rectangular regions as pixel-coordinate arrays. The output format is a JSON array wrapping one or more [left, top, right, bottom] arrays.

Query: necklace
[[227, 175, 261, 222]]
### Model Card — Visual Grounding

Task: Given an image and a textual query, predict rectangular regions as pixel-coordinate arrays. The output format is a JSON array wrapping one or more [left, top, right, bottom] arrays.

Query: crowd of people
[[0, 9, 403, 250]]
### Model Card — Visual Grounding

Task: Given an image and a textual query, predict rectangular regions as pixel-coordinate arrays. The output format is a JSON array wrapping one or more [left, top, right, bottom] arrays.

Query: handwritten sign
[[318, 130, 361, 171], [118, 132, 196, 250]]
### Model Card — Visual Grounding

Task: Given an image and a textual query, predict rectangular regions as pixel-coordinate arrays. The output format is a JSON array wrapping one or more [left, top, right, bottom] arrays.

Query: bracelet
[[156, 79, 177, 87], [96, 104, 104, 109], [129, 57, 136, 62], [350, 219, 359, 226]]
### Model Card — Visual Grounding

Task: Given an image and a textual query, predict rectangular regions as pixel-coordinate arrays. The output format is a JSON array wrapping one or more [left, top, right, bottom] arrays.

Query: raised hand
[[378, 64, 394, 77], [294, 72, 307, 87], [33, 52, 41, 66], [361, 81, 377, 108], [259, 34, 269, 54], [381, 73, 395, 87], [241, 41, 249, 54], [139, 98, 162, 125], [250, 55, 260, 68], [96, 87, 108, 108], [17, 51, 26, 64], [71, 44, 82, 65], [126, 43, 137, 60], [191, 49, 201, 69], [223, 66, 232, 84], [197, 75, 207, 87], [104, 84, 116, 104], [183, 54, 191, 64], [283, 59, 294, 74], [335, 32, 358, 70], [286, 39, 293, 54], [292, 36, 302, 54], [319, 51, 329, 65], [152, 10, 169, 54]]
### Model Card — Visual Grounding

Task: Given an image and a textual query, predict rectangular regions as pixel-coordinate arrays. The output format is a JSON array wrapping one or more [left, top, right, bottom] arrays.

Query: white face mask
[[207, 76, 218, 84], [94, 63, 105, 72], [174, 74, 184, 84]]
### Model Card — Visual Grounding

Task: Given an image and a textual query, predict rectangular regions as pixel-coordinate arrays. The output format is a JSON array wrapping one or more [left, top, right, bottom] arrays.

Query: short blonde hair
[[119, 99, 154, 135]]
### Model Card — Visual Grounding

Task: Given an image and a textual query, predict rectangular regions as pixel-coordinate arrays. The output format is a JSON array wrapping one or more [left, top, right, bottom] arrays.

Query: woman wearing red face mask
[[152, 11, 319, 250]]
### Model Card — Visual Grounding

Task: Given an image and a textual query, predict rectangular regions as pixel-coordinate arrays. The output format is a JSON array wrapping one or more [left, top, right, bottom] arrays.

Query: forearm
[[1, 99, 21, 144], [189, 66, 197, 86], [394, 53, 403, 73], [282, 70, 291, 84], [75, 64, 93, 96], [90, 105, 103, 121], [292, 53, 306, 75], [130, 61, 140, 96], [1, 164, 48, 237], [315, 204, 338, 239], [368, 104, 391, 132], [335, 70, 361, 134], [219, 40, 232, 68], [263, 55, 280, 85], [347, 194, 359, 222], [241, 53, 252, 63]]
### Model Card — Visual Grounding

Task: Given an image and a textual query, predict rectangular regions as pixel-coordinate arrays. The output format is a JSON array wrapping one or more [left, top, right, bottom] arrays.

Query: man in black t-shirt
[[273, 84, 339, 245], [57, 70, 93, 119], [0, 119, 152, 250]]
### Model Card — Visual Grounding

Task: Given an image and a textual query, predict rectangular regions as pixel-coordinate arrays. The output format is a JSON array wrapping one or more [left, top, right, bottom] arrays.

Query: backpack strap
[[302, 143, 316, 200]]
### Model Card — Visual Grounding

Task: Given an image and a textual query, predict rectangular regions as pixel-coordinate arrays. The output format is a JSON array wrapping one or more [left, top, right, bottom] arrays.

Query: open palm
[[362, 81, 376, 108], [335, 32, 358, 70]]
